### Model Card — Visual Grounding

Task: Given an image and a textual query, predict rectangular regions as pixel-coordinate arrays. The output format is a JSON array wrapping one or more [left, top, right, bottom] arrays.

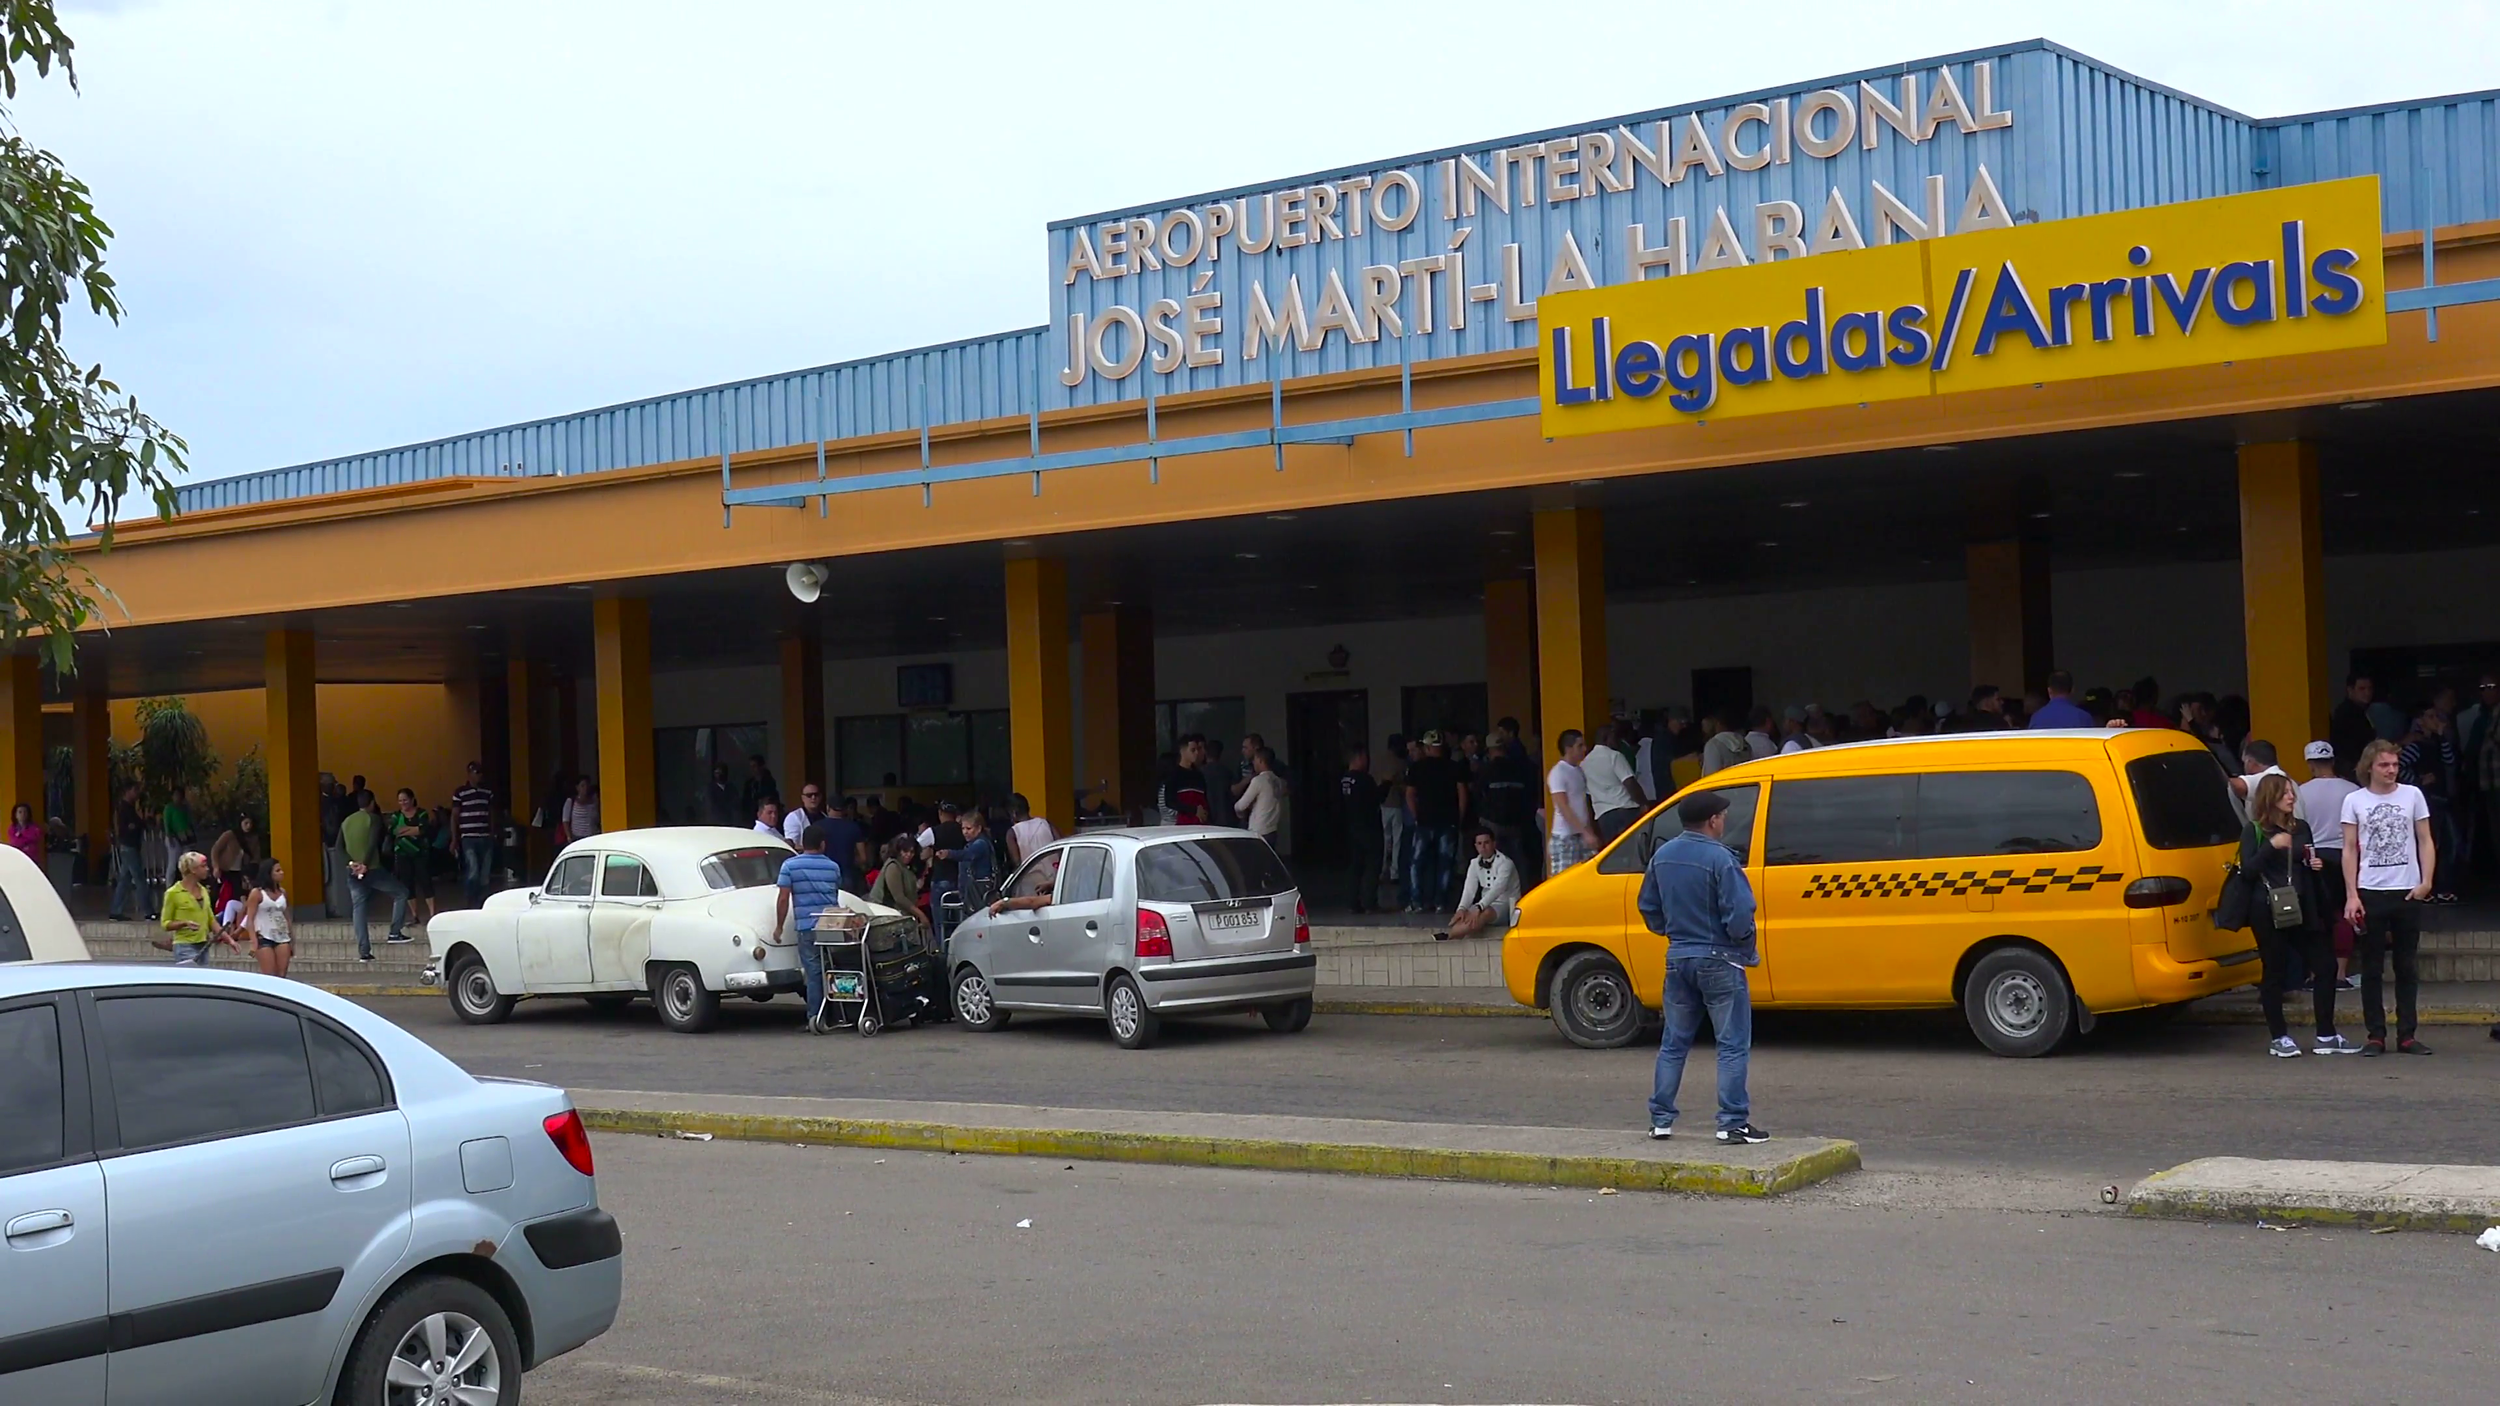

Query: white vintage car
[[419, 826, 917, 1033]]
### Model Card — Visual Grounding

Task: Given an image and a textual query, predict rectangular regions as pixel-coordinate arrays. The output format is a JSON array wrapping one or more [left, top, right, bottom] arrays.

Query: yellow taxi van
[[1501, 727, 2258, 1056]]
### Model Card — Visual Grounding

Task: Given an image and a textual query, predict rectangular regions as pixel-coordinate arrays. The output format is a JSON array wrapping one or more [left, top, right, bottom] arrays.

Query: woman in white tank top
[[242, 858, 295, 980]]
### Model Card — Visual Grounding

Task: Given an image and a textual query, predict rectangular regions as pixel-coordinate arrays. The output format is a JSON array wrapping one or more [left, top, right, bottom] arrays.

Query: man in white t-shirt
[[1581, 723, 1648, 845], [2226, 738, 2290, 823], [2295, 740, 2359, 986], [1238, 749, 1287, 848], [2340, 739, 2436, 1056], [1545, 730, 1600, 875], [1006, 793, 1058, 869]]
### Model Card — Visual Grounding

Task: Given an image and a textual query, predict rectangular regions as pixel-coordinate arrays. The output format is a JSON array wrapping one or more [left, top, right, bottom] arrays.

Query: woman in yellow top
[[158, 851, 234, 967]]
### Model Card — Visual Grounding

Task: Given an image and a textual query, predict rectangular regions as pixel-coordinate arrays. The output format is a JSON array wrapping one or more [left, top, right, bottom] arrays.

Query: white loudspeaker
[[785, 561, 829, 603]]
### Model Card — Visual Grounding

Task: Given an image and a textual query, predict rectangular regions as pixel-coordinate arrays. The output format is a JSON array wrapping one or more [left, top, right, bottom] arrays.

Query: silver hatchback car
[[948, 827, 1316, 1049], [0, 963, 620, 1406]]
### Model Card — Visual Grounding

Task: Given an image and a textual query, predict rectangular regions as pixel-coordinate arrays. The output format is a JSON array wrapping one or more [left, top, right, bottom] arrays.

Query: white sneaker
[[2268, 1036, 2302, 1058], [1648, 1125, 1673, 1140], [2313, 1034, 2362, 1055]]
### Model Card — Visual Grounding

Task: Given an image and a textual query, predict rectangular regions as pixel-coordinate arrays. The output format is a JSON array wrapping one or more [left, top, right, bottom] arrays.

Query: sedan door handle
[[1025, 926, 1042, 942], [5, 1209, 72, 1240], [1083, 922, 1099, 934], [330, 1155, 387, 1184]]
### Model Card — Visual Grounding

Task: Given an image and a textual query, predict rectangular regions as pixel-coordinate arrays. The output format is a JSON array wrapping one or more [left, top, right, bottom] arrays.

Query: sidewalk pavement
[[2129, 1157, 2500, 1233], [569, 1088, 1861, 1197], [2185, 982, 2500, 1026]]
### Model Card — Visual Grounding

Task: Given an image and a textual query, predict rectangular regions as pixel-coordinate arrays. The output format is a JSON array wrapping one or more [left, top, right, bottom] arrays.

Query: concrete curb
[[2127, 1156, 2500, 1233], [575, 1102, 1860, 1198], [1313, 997, 1538, 1018], [317, 984, 440, 999]]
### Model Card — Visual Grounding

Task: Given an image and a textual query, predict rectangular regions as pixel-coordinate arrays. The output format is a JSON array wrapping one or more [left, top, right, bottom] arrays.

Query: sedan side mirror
[[526, 891, 543, 906]]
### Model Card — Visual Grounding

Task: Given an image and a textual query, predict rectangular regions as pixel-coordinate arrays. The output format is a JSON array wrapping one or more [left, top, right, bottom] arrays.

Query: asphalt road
[[357, 994, 2500, 1185], [520, 1134, 2493, 1406]]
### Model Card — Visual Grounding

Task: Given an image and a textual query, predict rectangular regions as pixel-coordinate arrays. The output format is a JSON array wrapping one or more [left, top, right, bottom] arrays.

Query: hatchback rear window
[[701, 847, 787, 890], [1136, 837, 1293, 903], [2127, 751, 2242, 849]]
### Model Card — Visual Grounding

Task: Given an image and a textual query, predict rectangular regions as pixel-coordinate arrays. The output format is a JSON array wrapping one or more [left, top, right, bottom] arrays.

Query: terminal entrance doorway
[[1287, 690, 1367, 869]]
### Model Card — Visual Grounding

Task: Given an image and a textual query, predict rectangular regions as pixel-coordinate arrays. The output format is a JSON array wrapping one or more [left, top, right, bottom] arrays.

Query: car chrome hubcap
[[1110, 986, 1139, 1037], [459, 970, 493, 1012], [957, 976, 991, 1022], [666, 975, 693, 1019], [386, 1310, 498, 1406], [1989, 972, 2048, 1036]]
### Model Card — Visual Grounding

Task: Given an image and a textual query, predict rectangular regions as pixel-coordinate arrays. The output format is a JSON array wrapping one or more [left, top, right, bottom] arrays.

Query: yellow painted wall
[[109, 683, 477, 803]]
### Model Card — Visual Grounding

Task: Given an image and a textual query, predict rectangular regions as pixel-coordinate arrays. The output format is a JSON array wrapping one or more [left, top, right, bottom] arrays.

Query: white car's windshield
[[700, 847, 786, 890]]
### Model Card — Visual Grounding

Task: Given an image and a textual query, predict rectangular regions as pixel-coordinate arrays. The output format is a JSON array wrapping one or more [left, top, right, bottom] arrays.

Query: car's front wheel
[[953, 966, 1009, 1031], [338, 1272, 520, 1406], [1550, 950, 1645, 1049], [652, 964, 720, 1033], [448, 953, 515, 1026]]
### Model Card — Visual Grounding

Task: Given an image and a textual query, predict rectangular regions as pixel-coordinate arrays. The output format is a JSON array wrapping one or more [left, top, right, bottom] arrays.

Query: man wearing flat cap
[[1636, 789, 1768, 1146]]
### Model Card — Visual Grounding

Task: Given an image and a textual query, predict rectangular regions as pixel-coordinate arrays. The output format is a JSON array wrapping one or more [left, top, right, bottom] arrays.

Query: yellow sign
[[1539, 177, 2387, 435]]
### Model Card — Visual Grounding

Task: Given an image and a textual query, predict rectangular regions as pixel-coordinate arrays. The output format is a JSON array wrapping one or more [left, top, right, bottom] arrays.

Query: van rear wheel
[[1551, 950, 1645, 1049], [1964, 947, 2074, 1057]]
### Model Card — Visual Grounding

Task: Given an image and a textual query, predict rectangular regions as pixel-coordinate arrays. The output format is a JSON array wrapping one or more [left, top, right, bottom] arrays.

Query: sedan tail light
[[1136, 907, 1173, 959], [1294, 898, 1310, 945], [544, 1109, 596, 1177], [2124, 876, 2195, 909]]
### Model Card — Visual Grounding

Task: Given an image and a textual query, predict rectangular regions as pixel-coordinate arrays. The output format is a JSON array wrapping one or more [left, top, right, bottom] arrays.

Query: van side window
[[2127, 751, 2242, 849], [1763, 776, 1914, 865], [1917, 772, 2102, 857], [1599, 785, 1761, 872]]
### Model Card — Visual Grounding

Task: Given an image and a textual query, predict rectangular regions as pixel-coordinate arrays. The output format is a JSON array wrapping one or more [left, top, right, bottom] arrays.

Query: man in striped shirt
[[451, 763, 497, 908]]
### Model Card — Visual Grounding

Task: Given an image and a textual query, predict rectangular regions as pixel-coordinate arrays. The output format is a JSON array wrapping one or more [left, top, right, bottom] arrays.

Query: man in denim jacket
[[1636, 790, 1768, 1145]]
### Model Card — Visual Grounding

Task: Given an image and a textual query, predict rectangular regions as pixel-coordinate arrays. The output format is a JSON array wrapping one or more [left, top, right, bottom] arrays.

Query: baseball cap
[[2302, 740, 2336, 761], [1420, 730, 1444, 747]]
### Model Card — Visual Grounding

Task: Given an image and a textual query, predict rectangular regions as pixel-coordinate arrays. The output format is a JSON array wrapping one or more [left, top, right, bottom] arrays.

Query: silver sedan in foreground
[[0, 963, 621, 1406]]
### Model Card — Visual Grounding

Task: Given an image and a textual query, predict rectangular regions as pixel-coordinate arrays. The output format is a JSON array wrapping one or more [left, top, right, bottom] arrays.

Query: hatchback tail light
[[544, 1109, 596, 1177], [1294, 898, 1310, 945], [1136, 907, 1173, 958], [2124, 876, 2195, 909]]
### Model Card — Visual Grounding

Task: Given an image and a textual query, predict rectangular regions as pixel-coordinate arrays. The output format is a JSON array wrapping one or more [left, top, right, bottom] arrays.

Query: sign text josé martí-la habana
[[1537, 176, 2389, 435]]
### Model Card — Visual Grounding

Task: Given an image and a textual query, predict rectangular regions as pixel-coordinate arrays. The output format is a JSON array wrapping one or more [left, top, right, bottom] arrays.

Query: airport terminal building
[[15, 39, 2500, 911]]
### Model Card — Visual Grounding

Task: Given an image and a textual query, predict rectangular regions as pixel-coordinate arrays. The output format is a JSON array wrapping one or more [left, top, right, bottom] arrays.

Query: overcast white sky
[[17, 0, 2499, 486]]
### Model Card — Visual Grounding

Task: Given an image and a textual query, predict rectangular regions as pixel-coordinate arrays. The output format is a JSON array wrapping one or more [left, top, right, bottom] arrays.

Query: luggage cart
[[808, 909, 879, 1036]]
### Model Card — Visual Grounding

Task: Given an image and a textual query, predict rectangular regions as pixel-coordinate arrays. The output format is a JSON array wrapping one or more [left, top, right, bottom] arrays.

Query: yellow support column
[[1532, 507, 1609, 755], [1483, 577, 1537, 743], [1005, 557, 1074, 835], [779, 633, 826, 795], [0, 655, 42, 828], [593, 597, 656, 831], [1080, 603, 1154, 821], [265, 630, 326, 915], [73, 683, 111, 865], [1965, 538, 2054, 697], [2240, 440, 2329, 754]]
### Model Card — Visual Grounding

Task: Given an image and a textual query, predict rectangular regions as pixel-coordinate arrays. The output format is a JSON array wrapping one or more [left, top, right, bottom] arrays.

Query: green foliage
[[0, 1, 185, 674], [202, 746, 268, 839], [130, 695, 215, 809]]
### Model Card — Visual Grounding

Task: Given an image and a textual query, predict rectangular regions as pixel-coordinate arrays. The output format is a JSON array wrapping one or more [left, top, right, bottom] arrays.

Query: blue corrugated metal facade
[[174, 39, 2495, 516]]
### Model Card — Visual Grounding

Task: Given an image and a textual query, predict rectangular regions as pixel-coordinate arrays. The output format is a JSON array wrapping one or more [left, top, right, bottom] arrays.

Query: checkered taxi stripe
[[1801, 866, 2127, 899]]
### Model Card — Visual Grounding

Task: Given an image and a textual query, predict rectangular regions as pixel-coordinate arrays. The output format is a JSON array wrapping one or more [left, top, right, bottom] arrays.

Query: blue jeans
[[1406, 823, 1459, 911], [1650, 955, 1754, 1132], [459, 836, 496, 907], [348, 866, 409, 958], [796, 932, 824, 1021], [110, 844, 143, 919]]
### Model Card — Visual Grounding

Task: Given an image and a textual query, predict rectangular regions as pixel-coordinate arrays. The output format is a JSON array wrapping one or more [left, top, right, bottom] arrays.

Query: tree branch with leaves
[[1, 0, 185, 674]]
